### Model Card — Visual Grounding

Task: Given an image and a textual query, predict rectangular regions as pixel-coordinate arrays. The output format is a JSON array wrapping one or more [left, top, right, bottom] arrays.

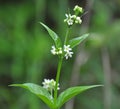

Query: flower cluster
[[64, 14, 82, 26], [64, 5, 83, 26], [73, 5, 83, 15], [42, 79, 60, 92], [64, 45, 73, 59], [51, 45, 73, 59], [51, 45, 62, 55]]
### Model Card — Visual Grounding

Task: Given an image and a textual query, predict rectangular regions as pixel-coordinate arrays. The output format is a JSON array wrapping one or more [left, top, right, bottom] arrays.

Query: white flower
[[71, 15, 77, 19], [75, 17, 82, 24], [65, 14, 72, 19], [42, 79, 51, 89], [64, 14, 74, 26], [42, 79, 60, 91], [51, 45, 62, 55], [64, 45, 73, 59], [51, 46, 56, 55], [65, 51, 73, 59], [64, 45, 72, 52], [67, 19, 74, 26]]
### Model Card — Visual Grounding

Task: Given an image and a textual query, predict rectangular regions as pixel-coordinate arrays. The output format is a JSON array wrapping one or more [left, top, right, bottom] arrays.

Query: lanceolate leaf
[[56, 85, 103, 108], [68, 33, 89, 48], [10, 83, 54, 109], [40, 22, 62, 48]]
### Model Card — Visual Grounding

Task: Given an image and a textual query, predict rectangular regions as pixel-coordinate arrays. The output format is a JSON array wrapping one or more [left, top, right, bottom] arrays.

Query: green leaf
[[10, 83, 55, 109], [40, 22, 62, 48], [56, 85, 103, 108], [68, 33, 89, 48]]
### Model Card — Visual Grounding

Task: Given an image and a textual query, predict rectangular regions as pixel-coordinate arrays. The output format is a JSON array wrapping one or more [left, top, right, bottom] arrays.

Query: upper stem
[[64, 28, 70, 45], [54, 27, 70, 105], [54, 57, 63, 102]]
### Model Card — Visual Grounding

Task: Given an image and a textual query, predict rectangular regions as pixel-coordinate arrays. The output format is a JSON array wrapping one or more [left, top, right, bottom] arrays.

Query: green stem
[[64, 28, 70, 45], [53, 27, 70, 107], [54, 57, 63, 102]]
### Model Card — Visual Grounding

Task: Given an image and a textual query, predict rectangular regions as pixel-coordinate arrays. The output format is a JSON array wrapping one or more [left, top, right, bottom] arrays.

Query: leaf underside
[[10, 83, 55, 109]]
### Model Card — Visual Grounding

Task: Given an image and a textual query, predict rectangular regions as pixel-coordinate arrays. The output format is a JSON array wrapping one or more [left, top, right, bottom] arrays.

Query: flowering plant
[[10, 5, 102, 109]]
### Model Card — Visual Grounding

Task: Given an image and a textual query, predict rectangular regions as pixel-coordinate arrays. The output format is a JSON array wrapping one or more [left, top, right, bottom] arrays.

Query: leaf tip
[[39, 22, 45, 27], [8, 84, 22, 87]]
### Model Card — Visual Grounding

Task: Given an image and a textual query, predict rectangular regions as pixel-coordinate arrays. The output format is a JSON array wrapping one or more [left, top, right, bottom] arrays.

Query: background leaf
[[56, 85, 103, 108], [68, 33, 89, 48], [10, 83, 55, 109], [40, 22, 62, 48]]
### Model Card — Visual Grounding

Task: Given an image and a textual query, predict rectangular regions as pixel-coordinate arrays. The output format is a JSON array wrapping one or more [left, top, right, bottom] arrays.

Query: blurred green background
[[0, 0, 120, 109]]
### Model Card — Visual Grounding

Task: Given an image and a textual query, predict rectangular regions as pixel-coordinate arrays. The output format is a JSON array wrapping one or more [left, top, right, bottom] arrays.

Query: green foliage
[[10, 83, 54, 109], [68, 33, 89, 48], [40, 22, 89, 52], [56, 85, 102, 108], [10, 83, 102, 109], [40, 22, 62, 48]]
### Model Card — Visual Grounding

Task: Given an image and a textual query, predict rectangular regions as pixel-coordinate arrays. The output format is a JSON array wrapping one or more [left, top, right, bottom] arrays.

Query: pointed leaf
[[10, 83, 54, 109], [68, 33, 89, 48], [57, 85, 103, 108], [40, 22, 62, 48]]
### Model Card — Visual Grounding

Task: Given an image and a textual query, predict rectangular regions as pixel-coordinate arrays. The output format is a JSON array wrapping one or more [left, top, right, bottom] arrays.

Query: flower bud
[[73, 5, 83, 15]]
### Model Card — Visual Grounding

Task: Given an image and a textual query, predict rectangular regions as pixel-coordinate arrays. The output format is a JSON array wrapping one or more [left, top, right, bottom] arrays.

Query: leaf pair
[[10, 83, 102, 109], [40, 22, 89, 49]]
